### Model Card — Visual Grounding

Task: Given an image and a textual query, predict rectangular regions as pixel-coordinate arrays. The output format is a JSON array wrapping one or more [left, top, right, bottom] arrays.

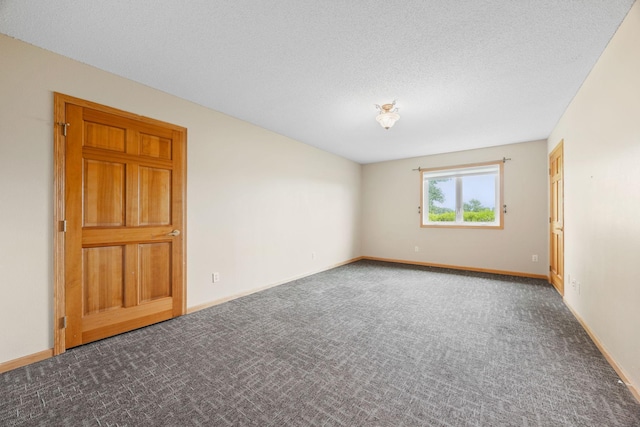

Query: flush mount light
[[375, 100, 400, 129]]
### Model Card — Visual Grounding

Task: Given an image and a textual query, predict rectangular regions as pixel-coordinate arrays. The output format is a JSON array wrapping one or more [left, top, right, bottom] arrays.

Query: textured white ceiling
[[0, 1, 634, 163]]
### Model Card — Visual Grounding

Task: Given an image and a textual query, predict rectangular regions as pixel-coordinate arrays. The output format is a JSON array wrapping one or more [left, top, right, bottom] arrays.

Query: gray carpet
[[1, 260, 639, 426]]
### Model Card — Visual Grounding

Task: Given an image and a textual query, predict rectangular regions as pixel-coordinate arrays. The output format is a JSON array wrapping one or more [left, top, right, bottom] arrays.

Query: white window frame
[[420, 161, 504, 229]]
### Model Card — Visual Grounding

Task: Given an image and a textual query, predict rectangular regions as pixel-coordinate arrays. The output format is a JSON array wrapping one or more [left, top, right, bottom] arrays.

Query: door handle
[[166, 229, 181, 237]]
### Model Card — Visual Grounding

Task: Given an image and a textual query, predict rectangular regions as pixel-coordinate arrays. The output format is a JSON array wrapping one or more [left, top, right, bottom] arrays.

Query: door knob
[[167, 230, 181, 236]]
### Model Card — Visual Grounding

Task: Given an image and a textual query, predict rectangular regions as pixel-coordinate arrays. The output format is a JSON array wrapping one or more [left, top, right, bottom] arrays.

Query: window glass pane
[[421, 161, 502, 228], [461, 174, 496, 223], [427, 178, 456, 222]]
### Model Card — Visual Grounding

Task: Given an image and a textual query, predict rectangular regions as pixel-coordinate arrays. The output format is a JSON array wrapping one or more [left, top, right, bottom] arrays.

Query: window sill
[[421, 223, 503, 230]]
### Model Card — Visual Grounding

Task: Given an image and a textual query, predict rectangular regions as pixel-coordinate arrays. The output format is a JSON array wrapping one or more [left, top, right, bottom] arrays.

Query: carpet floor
[[1, 260, 639, 426]]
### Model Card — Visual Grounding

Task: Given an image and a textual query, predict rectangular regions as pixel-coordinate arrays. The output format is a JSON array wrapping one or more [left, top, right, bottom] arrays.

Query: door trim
[[53, 92, 187, 355]]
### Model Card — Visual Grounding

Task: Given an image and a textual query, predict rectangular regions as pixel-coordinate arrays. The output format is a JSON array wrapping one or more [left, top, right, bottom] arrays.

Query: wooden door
[[54, 93, 186, 351], [549, 141, 564, 295]]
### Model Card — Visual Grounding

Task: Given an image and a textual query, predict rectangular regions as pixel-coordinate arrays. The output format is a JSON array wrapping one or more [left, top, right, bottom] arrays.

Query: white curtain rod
[[412, 157, 512, 171]]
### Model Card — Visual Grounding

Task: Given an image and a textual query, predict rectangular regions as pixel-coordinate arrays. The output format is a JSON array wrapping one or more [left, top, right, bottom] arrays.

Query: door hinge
[[549, 265, 552, 272], [61, 316, 67, 329], [57, 122, 70, 137], [61, 220, 67, 232]]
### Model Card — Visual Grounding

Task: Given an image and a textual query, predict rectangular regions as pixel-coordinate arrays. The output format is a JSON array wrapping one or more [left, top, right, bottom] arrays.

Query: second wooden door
[[549, 141, 564, 295]]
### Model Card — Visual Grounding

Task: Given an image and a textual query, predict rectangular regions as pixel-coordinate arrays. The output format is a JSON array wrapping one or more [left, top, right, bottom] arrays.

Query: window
[[421, 161, 503, 229]]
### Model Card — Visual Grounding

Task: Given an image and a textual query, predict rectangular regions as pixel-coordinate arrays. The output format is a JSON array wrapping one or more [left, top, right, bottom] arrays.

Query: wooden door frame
[[53, 93, 187, 355], [549, 139, 564, 295]]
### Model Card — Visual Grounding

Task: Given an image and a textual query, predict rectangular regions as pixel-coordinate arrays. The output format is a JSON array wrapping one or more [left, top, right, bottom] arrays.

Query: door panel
[[549, 141, 564, 295], [83, 159, 125, 227], [82, 246, 125, 315], [138, 167, 172, 225], [54, 93, 186, 352], [139, 243, 172, 302], [84, 121, 126, 152], [140, 133, 172, 159]]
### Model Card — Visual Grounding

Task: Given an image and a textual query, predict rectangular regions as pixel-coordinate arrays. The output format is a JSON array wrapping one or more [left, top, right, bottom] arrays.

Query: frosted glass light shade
[[376, 111, 400, 129]]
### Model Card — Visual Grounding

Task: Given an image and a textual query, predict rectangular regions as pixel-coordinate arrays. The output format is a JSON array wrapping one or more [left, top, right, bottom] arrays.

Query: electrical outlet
[[532, 254, 538, 262], [212, 272, 220, 283], [415, 246, 420, 252]]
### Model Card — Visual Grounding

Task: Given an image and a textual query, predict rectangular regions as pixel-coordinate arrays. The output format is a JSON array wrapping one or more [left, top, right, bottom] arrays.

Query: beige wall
[[0, 34, 361, 364], [361, 140, 549, 276], [548, 1, 640, 391]]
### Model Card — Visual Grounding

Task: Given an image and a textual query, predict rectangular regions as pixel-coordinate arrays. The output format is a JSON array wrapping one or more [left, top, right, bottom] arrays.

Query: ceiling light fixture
[[375, 100, 400, 129]]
